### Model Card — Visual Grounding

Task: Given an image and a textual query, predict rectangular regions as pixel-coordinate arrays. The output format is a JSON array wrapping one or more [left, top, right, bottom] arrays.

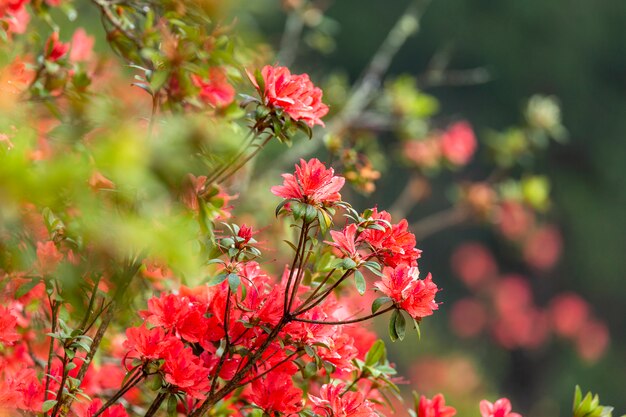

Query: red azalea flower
[[192, 67, 235, 107], [480, 398, 522, 417], [326, 223, 361, 261], [441, 121, 477, 165], [247, 373, 303, 415], [0, 0, 28, 16], [404, 137, 442, 169], [140, 292, 209, 342], [401, 273, 439, 319], [271, 158, 345, 206], [162, 344, 210, 399], [418, 394, 457, 417], [250, 65, 329, 127], [36, 240, 63, 274], [1, 367, 43, 412], [0, 306, 20, 346], [360, 208, 421, 267], [310, 383, 377, 417], [375, 265, 419, 304], [375, 265, 439, 320], [45, 32, 69, 62], [70, 28, 95, 63], [123, 324, 181, 362], [73, 398, 128, 417]]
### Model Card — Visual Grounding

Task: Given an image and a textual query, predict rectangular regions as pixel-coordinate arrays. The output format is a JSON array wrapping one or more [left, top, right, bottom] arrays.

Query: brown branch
[[91, 0, 144, 49], [292, 305, 395, 325], [411, 205, 471, 240]]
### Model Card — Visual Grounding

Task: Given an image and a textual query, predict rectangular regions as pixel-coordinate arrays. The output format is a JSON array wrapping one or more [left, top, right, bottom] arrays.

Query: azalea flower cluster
[[0, 1, 607, 416]]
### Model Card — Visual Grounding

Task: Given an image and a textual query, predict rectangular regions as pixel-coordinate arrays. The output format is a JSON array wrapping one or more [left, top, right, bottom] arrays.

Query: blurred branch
[[411, 205, 470, 240], [91, 0, 144, 50], [388, 174, 430, 219], [269, 0, 430, 173], [418, 67, 491, 88], [277, 9, 305, 67], [418, 45, 491, 88]]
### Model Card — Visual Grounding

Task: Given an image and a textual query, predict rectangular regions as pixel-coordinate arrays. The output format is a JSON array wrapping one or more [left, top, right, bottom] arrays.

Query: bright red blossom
[[36, 240, 63, 274], [251, 65, 329, 127], [192, 67, 235, 107], [418, 394, 457, 417], [45, 32, 69, 62], [375, 265, 439, 319], [69, 28, 95, 63], [480, 398, 522, 417], [327, 223, 361, 261], [247, 373, 303, 415], [271, 158, 345, 206], [73, 398, 128, 417], [123, 324, 180, 362], [310, 383, 377, 417], [360, 208, 421, 267], [162, 344, 210, 399], [0, 306, 19, 346]]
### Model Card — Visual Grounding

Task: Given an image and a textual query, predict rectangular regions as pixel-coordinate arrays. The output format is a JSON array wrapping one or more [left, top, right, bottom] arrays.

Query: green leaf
[[206, 273, 228, 286], [303, 361, 318, 378], [275, 199, 292, 217], [42, 400, 57, 413], [227, 273, 241, 293], [304, 345, 315, 357], [253, 69, 265, 94], [167, 394, 177, 417], [364, 340, 386, 366], [388, 309, 400, 342], [296, 120, 313, 140], [291, 201, 307, 220], [354, 270, 366, 295], [317, 209, 333, 233], [395, 310, 406, 341], [412, 318, 421, 340], [337, 258, 357, 270], [15, 278, 42, 298], [372, 296, 392, 313], [150, 70, 170, 92], [574, 385, 582, 412], [363, 261, 383, 277], [304, 204, 318, 223]]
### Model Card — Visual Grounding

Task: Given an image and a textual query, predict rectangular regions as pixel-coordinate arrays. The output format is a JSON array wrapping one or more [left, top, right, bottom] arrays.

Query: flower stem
[[292, 305, 395, 325]]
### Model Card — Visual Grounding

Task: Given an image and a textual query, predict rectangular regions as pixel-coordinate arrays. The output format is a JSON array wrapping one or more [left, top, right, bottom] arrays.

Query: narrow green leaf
[[167, 394, 177, 417], [15, 278, 41, 298], [205, 273, 228, 286], [364, 340, 385, 366], [372, 296, 392, 313], [388, 310, 399, 342], [227, 273, 241, 293], [42, 400, 57, 413], [395, 310, 406, 341], [354, 270, 366, 295]]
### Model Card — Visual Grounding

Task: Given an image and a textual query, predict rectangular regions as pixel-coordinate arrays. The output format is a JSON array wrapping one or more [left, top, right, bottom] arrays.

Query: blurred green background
[[250, 0, 626, 415]]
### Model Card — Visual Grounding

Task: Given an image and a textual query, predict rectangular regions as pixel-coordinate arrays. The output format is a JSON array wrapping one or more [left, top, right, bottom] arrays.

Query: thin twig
[[277, 9, 305, 67], [292, 305, 395, 325], [91, 0, 144, 49], [410, 205, 470, 240], [144, 391, 168, 417], [270, 0, 430, 173], [388, 174, 429, 220]]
